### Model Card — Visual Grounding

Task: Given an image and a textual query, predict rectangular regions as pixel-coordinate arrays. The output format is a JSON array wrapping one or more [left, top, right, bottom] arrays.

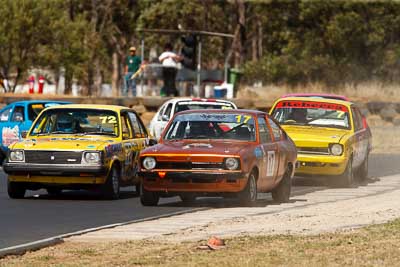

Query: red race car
[[138, 109, 297, 206]]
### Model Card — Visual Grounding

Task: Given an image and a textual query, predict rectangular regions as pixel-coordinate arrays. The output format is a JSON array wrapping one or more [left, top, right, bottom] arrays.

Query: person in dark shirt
[[123, 46, 141, 96]]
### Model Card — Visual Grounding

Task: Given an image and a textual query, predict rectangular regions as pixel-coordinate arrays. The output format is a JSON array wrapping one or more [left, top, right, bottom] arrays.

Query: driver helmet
[[56, 113, 74, 132]]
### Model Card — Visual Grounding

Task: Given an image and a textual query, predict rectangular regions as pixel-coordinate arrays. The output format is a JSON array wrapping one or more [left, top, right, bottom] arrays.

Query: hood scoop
[[182, 143, 213, 149]]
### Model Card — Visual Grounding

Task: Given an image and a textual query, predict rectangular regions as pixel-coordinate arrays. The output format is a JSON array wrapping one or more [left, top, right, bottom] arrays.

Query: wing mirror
[[147, 138, 157, 146], [161, 115, 169, 122], [21, 131, 27, 138]]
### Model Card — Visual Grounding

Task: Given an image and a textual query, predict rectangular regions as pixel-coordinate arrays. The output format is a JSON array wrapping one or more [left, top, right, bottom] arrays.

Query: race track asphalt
[[0, 153, 399, 249]]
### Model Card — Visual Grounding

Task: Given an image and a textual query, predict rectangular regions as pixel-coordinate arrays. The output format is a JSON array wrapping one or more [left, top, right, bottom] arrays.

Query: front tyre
[[140, 183, 159, 206], [8, 181, 26, 199], [336, 158, 354, 188], [272, 166, 292, 203], [356, 155, 368, 182], [179, 194, 196, 203], [238, 172, 257, 205], [47, 188, 62, 196], [103, 166, 120, 200]]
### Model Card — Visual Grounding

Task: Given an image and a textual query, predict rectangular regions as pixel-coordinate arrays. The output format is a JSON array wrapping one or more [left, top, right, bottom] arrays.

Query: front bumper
[[139, 170, 247, 193], [8, 174, 107, 185], [295, 154, 348, 176], [3, 162, 106, 176]]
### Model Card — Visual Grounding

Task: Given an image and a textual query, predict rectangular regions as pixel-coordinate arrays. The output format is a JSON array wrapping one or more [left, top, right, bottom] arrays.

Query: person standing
[[123, 46, 141, 96], [159, 43, 181, 96]]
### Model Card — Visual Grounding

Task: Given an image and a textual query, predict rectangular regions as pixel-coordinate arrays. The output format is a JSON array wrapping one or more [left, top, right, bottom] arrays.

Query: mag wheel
[[103, 166, 120, 200], [238, 172, 257, 205]]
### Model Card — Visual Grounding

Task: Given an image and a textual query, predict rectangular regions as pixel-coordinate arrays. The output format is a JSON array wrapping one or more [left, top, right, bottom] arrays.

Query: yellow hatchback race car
[[270, 97, 372, 187], [4, 104, 156, 199]]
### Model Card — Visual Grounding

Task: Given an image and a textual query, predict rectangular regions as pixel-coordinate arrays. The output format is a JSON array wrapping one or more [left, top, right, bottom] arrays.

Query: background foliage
[[0, 0, 400, 94]]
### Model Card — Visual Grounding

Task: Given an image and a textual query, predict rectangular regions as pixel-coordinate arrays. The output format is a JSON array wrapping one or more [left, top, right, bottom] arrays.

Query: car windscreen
[[174, 101, 235, 114], [30, 108, 119, 136], [272, 100, 350, 129], [164, 113, 256, 141]]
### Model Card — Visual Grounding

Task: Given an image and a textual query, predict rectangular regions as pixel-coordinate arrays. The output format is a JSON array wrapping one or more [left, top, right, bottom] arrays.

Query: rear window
[[164, 112, 256, 141], [174, 101, 235, 114], [28, 103, 63, 121]]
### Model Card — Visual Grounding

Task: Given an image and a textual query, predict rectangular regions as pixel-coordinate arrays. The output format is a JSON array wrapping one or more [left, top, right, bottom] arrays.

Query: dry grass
[[2, 219, 400, 267], [239, 81, 400, 103], [367, 118, 400, 154]]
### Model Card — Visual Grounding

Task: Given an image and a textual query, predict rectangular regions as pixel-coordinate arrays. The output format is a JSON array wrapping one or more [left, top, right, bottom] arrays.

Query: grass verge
[[1, 218, 400, 267]]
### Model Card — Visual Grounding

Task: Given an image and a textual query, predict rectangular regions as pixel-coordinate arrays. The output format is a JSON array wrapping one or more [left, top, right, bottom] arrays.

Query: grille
[[25, 151, 82, 164], [156, 161, 224, 170], [297, 147, 330, 155]]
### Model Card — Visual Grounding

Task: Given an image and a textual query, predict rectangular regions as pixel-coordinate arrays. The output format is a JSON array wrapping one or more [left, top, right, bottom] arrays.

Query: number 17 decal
[[267, 151, 275, 176]]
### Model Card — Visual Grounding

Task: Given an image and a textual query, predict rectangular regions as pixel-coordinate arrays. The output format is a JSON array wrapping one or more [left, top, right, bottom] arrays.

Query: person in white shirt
[[159, 43, 182, 96]]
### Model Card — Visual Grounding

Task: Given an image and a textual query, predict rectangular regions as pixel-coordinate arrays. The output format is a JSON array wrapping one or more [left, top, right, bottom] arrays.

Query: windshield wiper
[[77, 132, 117, 136], [50, 131, 72, 134]]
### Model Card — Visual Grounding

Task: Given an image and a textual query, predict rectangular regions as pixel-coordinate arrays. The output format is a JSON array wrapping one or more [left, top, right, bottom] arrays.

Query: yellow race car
[[269, 97, 372, 187], [3, 104, 156, 199]]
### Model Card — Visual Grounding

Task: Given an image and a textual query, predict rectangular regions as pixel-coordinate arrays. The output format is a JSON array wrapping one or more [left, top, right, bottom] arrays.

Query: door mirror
[[21, 131, 27, 138], [161, 115, 169, 122], [147, 138, 157, 146], [122, 132, 130, 140], [13, 112, 24, 122]]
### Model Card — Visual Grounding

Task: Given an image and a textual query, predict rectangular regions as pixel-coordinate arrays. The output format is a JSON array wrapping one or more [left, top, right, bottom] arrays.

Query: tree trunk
[[111, 51, 119, 97], [252, 34, 257, 61], [232, 0, 246, 68], [257, 19, 262, 59], [93, 57, 102, 97]]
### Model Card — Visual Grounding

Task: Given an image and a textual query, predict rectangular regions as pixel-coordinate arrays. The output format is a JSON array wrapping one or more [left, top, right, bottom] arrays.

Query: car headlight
[[330, 144, 343, 156], [9, 150, 25, 162], [143, 157, 156, 170], [225, 157, 240, 170], [84, 152, 101, 164]]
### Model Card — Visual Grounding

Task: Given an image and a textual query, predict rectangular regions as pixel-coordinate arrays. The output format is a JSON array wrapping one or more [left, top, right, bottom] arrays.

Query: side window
[[121, 114, 133, 140], [257, 117, 272, 143], [352, 107, 363, 131], [128, 112, 147, 138], [157, 105, 166, 121], [163, 103, 173, 120], [0, 107, 12, 122], [11, 106, 25, 122], [268, 118, 282, 141]]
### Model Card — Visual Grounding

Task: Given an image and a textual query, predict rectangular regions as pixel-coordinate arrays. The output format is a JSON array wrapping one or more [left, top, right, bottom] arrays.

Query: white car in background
[[148, 98, 237, 139]]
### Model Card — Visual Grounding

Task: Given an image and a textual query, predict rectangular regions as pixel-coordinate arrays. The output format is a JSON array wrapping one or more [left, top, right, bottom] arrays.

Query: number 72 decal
[[266, 151, 276, 176], [99, 116, 117, 124]]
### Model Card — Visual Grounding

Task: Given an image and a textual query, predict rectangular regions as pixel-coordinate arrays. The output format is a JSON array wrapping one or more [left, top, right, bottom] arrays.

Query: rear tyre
[[103, 166, 120, 200], [272, 167, 292, 203], [238, 172, 257, 205], [8, 181, 26, 199], [356, 155, 368, 182], [140, 183, 159, 206], [336, 158, 354, 188], [179, 194, 196, 203]]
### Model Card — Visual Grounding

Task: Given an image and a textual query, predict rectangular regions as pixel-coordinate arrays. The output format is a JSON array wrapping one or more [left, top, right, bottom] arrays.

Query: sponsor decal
[[87, 145, 96, 148], [105, 143, 122, 157], [2, 126, 20, 146], [276, 101, 348, 112], [254, 147, 263, 158], [183, 143, 213, 149]]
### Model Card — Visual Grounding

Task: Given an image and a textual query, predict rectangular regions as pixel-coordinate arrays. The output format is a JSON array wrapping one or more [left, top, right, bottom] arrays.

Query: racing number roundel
[[267, 151, 276, 176]]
